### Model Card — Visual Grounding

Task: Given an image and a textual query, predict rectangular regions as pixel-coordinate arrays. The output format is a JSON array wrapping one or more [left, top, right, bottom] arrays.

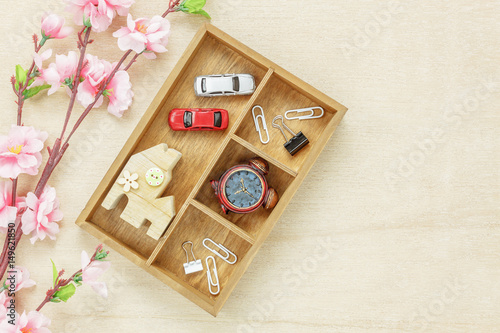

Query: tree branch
[[35, 246, 103, 311], [123, 53, 140, 71], [63, 50, 132, 145], [163, 0, 182, 17], [59, 27, 92, 143]]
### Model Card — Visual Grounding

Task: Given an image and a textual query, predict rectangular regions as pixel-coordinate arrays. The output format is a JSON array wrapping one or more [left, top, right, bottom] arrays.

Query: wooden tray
[[75, 23, 347, 316]]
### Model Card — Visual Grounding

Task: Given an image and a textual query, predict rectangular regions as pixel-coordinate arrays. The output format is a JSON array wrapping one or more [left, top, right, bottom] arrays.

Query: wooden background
[[0, 0, 498, 332]]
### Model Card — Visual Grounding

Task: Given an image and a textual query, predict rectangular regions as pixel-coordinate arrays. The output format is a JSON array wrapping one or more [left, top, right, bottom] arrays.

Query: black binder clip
[[272, 115, 309, 156]]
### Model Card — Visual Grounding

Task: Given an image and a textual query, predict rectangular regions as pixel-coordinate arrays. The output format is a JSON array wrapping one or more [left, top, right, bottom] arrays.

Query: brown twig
[[16, 59, 37, 125], [0, 34, 44, 277], [35, 245, 103, 311], [11, 179, 17, 207], [31, 48, 133, 205], [0, 212, 23, 278], [163, 0, 182, 17], [35, 268, 80, 312], [123, 53, 140, 71], [34, 26, 91, 198], [59, 27, 92, 143], [63, 50, 132, 145]]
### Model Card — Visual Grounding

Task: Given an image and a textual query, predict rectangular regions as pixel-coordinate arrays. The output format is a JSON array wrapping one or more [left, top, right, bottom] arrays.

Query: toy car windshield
[[184, 111, 192, 128], [232, 77, 239, 92]]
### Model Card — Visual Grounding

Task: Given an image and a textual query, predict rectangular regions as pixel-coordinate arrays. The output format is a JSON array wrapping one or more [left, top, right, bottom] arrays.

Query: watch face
[[224, 169, 264, 209]]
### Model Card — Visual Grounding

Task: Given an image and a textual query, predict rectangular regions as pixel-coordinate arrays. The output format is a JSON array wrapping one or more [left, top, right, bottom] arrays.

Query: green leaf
[[192, 9, 211, 18], [53, 283, 76, 302], [102, 89, 112, 97], [23, 84, 51, 100], [183, 0, 206, 11], [63, 77, 74, 90], [73, 272, 83, 287], [15, 65, 28, 91], [180, 0, 210, 18], [83, 16, 92, 28], [51, 259, 58, 285], [16, 65, 27, 84]]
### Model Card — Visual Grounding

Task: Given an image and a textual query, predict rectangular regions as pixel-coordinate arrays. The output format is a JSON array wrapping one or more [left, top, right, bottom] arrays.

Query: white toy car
[[194, 74, 256, 97]]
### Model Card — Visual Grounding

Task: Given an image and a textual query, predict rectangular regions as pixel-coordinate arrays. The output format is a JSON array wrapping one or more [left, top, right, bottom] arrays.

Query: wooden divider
[[190, 199, 255, 245], [231, 134, 298, 177]]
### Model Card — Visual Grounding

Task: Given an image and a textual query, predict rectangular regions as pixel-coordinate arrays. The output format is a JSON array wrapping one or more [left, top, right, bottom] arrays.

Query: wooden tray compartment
[[234, 72, 337, 174], [153, 204, 252, 300], [76, 23, 347, 316], [194, 138, 295, 238]]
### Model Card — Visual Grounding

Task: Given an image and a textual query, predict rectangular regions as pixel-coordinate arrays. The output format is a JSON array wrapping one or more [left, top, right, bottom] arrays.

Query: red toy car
[[168, 108, 229, 131]]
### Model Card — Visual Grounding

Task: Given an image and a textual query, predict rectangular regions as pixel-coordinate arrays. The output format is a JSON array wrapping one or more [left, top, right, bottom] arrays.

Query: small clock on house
[[210, 157, 279, 214]]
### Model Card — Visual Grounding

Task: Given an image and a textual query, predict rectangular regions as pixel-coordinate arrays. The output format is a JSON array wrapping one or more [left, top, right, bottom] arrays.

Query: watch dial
[[224, 169, 263, 209]]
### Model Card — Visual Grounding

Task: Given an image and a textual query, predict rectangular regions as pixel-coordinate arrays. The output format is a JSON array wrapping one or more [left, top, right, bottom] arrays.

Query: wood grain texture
[[1, 0, 499, 332]]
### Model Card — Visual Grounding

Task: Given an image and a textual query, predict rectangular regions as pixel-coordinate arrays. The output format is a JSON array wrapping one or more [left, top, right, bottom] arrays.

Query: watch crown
[[264, 188, 279, 209], [249, 157, 269, 175], [210, 180, 219, 195]]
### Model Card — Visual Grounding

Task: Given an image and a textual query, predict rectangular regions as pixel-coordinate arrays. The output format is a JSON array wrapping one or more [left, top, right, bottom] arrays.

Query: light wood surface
[[1, 0, 498, 332]]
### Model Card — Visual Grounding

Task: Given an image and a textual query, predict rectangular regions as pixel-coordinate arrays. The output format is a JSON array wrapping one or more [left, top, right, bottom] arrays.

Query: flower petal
[[90, 281, 108, 298], [81, 250, 91, 269]]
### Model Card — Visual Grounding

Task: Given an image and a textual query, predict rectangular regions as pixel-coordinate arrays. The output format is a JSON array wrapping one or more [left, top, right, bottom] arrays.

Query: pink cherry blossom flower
[[113, 14, 170, 59], [81, 250, 111, 298], [77, 54, 111, 108], [105, 70, 133, 117], [4, 266, 36, 293], [67, 0, 134, 33], [0, 310, 51, 333], [0, 291, 12, 323], [41, 14, 73, 40], [143, 15, 171, 59], [33, 49, 53, 70], [77, 54, 133, 117], [30, 49, 53, 90], [113, 14, 148, 53], [41, 51, 79, 95], [0, 180, 26, 233], [21, 186, 63, 244], [0, 126, 48, 179], [0, 181, 17, 231]]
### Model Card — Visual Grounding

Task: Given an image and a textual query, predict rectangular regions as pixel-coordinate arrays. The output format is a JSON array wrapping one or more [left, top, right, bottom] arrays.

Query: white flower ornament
[[117, 170, 139, 192]]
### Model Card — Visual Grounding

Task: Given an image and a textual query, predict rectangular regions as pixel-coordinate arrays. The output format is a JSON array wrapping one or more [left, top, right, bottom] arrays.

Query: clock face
[[223, 169, 264, 209]]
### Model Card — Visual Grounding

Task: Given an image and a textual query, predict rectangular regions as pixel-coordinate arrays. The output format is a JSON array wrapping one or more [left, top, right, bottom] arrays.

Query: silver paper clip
[[203, 238, 238, 265], [285, 107, 324, 120], [252, 105, 270, 144], [206, 256, 220, 295], [182, 241, 203, 275]]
